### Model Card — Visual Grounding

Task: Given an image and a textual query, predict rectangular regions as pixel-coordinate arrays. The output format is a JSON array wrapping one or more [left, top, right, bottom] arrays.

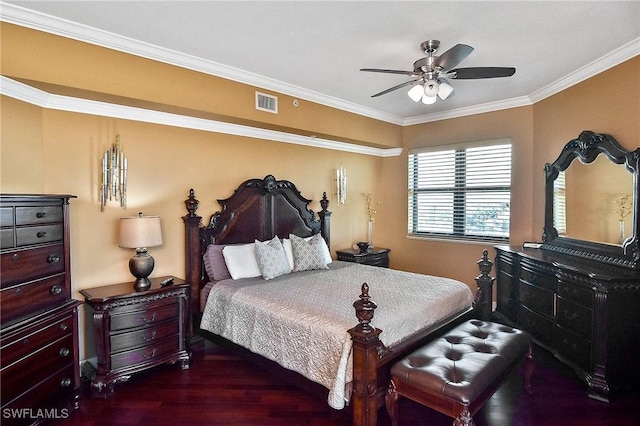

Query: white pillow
[[222, 243, 261, 280], [282, 235, 331, 270], [289, 234, 329, 271], [255, 236, 291, 280]]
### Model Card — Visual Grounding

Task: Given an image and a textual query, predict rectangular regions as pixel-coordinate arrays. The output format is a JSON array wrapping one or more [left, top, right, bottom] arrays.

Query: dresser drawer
[[0, 206, 13, 226], [110, 319, 180, 353], [555, 325, 591, 371], [520, 267, 557, 291], [16, 223, 63, 246], [519, 305, 554, 346], [1, 274, 69, 324], [1, 334, 75, 403], [110, 336, 181, 371], [110, 301, 179, 332], [1, 227, 14, 249], [0, 244, 66, 288], [557, 281, 592, 306], [1, 311, 73, 366], [15, 205, 63, 226], [1, 364, 76, 414], [519, 280, 554, 317], [556, 296, 592, 338]]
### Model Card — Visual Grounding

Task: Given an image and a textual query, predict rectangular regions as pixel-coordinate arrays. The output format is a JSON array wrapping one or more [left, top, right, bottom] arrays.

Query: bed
[[182, 175, 493, 426]]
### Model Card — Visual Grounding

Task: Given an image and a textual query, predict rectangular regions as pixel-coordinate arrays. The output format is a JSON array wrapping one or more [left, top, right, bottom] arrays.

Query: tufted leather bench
[[385, 319, 533, 426]]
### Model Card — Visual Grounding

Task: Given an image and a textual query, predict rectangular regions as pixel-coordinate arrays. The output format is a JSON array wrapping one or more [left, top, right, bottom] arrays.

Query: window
[[408, 140, 512, 241]]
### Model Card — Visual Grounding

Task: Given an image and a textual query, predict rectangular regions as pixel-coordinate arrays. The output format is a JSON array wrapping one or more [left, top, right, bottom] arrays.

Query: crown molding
[[1, 76, 402, 158], [1, 2, 637, 127]]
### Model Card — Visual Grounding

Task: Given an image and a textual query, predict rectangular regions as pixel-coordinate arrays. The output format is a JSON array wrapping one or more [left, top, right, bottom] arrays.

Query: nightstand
[[336, 247, 390, 268], [80, 276, 191, 397]]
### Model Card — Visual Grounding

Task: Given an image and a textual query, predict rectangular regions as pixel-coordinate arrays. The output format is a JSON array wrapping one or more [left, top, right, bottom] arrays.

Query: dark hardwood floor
[[55, 338, 639, 426]]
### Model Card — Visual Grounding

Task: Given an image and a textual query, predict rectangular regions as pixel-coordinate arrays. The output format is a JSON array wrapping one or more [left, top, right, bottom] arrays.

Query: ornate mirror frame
[[542, 130, 640, 269]]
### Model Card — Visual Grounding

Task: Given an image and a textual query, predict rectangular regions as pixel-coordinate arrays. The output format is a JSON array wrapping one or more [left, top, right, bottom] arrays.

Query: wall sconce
[[100, 134, 128, 211], [335, 165, 347, 205], [119, 213, 163, 291]]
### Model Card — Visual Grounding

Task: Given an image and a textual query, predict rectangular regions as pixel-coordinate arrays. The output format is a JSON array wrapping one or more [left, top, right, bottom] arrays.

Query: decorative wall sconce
[[335, 165, 347, 205], [100, 134, 128, 211]]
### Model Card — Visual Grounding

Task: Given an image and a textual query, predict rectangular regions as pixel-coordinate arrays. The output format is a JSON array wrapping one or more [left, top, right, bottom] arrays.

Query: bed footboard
[[348, 250, 495, 426]]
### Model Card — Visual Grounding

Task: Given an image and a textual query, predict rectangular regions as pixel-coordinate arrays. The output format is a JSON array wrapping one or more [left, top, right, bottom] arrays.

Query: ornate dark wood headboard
[[183, 175, 331, 312]]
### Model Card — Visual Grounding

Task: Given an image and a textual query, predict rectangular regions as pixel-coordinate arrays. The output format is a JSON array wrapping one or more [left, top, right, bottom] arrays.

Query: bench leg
[[453, 407, 475, 426], [523, 343, 535, 395], [385, 379, 400, 426]]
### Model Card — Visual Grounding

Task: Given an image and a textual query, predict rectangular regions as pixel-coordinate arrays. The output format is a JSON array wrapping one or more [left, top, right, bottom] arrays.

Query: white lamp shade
[[423, 80, 439, 97], [438, 79, 454, 100], [422, 95, 437, 104], [407, 84, 424, 102], [119, 215, 163, 248]]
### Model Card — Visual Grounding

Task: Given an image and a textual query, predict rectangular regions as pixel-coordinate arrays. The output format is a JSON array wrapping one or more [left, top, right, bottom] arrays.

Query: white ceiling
[[3, 1, 640, 124]]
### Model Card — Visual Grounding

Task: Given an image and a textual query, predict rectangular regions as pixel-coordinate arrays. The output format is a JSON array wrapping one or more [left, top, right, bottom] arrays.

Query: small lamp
[[119, 213, 163, 291]]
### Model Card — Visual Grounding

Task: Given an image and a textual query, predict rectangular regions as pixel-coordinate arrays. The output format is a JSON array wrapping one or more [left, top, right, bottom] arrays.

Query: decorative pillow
[[203, 244, 231, 281], [282, 235, 331, 270], [254, 236, 291, 280], [222, 243, 262, 280], [289, 233, 329, 271]]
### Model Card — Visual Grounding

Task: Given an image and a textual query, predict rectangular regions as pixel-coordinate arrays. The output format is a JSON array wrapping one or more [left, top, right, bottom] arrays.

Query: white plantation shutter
[[409, 141, 512, 241]]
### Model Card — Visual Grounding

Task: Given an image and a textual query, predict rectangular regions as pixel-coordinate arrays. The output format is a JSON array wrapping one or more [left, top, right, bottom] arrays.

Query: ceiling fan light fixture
[[407, 84, 424, 102], [437, 80, 454, 100], [423, 79, 439, 97], [422, 94, 437, 105]]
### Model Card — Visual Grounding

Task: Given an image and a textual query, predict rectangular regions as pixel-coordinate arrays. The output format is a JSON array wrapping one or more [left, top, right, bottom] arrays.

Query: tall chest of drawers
[[0, 194, 80, 423], [493, 245, 640, 402]]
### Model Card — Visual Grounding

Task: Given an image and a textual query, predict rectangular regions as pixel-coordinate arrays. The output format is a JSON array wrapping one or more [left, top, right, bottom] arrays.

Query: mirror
[[543, 131, 640, 269]]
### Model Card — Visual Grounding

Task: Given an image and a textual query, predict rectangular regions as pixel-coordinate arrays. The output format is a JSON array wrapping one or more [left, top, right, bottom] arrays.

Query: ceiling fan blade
[[371, 78, 422, 97], [433, 44, 474, 70], [360, 68, 418, 76], [449, 67, 516, 79]]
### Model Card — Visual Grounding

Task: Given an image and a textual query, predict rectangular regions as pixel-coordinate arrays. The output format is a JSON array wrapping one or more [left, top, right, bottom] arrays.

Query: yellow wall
[[2, 23, 639, 360]]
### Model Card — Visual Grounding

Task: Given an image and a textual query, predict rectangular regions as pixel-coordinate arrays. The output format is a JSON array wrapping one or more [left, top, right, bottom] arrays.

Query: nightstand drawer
[[1, 334, 74, 403], [111, 320, 180, 353], [1, 274, 69, 324], [110, 301, 179, 332], [0, 244, 66, 287], [110, 336, 180, 371]]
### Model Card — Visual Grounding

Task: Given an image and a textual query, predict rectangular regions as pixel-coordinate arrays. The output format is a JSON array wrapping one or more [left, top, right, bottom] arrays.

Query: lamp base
[[129, 248, 155, 291]]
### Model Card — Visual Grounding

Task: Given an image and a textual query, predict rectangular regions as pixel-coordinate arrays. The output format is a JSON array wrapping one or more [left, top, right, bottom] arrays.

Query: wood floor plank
[[53, 339, 639, 425]]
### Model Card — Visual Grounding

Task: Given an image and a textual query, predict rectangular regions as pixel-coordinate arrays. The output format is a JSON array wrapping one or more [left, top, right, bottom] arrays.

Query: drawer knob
[[144, 331, 157, 342], [37, 231, 47, 238], [563, 310, 578, 320], [59, 323, 69, 331], [60, 378, 72, 388], [36, 212, 47, 218], [47, 254, 60, 263], [59, 347, 70, 357], [142, 313, 157, 323], [50, 285, 63, 295], [143, 348, 157, 360]]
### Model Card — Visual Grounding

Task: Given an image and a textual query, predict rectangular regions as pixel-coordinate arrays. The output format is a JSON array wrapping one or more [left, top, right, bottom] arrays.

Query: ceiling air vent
[[255, 91, 278, 114]]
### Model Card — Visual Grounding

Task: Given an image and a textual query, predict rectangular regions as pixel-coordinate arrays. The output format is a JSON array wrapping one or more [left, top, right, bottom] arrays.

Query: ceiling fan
[[360, 40, 515, 104]]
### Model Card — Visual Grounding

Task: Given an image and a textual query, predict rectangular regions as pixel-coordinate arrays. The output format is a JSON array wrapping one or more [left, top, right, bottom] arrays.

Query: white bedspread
[[200, 261, 473, 409]]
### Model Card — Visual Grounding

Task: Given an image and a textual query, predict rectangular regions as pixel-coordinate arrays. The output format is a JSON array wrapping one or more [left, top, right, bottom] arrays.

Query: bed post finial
[[473, 249, 495, 320], [352, 283, 377, 333], [185, 188, 199, 218], [318, 192, 331, 250]]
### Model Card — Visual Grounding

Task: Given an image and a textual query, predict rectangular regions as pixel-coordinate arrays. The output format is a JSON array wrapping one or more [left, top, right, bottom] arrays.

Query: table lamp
[[119, 213, 163, 291]]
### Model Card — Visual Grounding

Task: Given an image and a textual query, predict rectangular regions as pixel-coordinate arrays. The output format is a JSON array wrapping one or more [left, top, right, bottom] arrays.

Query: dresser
[[80, 276, 191, 397], [0, 194, 80, 423], [493, 245, 640, 402], [336, 247, 390, 267]]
